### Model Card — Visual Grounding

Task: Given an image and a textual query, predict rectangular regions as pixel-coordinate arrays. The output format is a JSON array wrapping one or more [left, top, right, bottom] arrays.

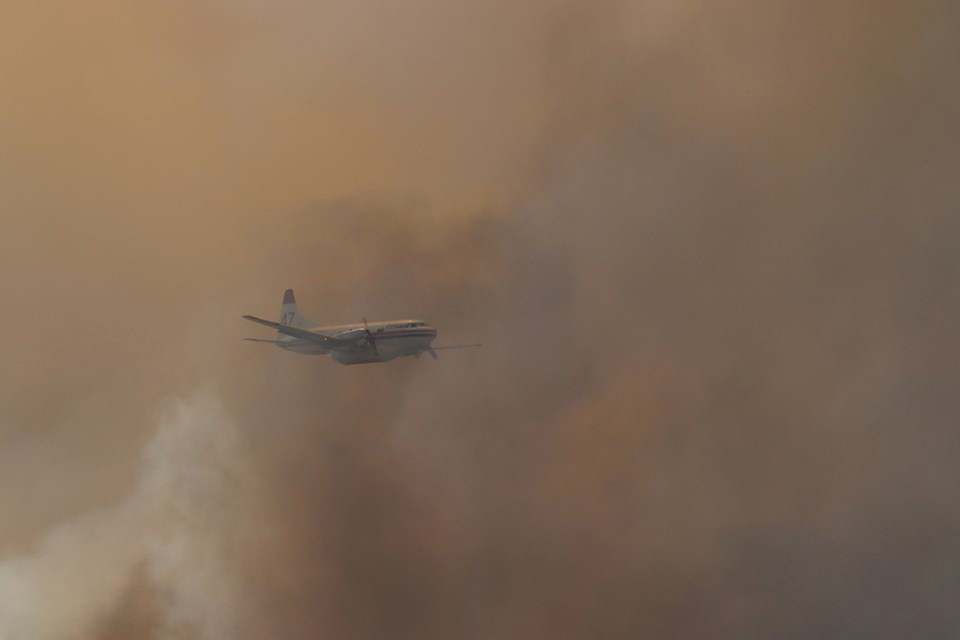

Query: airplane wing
[[432, 344, 482, 350], [242, 315, 351, 349], [243, 338, 286, 343]]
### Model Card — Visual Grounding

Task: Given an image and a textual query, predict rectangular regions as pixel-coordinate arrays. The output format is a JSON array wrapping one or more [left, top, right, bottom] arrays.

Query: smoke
[[1, 0, 959, 638], [0, 390, 260, 639]]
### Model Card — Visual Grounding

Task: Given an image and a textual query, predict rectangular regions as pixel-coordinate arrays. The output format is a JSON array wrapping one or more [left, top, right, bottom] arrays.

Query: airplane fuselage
[[277, 319, 437, 364], [243, 290, 475, 365]]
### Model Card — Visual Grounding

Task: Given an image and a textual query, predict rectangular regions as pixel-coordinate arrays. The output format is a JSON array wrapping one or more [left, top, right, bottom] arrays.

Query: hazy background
[[1, 1, 958, 638]]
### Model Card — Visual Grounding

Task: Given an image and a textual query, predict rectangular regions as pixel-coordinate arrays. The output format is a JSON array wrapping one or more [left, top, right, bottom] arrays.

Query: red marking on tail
[[283, 289, 296, 304]]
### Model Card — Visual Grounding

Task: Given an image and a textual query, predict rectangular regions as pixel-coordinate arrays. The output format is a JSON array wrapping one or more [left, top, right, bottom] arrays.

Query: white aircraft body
[[243, 289, 478, 365]]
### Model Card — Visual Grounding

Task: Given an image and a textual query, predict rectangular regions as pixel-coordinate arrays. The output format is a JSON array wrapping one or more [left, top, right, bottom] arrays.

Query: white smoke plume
[[0, 390, 259, 640]]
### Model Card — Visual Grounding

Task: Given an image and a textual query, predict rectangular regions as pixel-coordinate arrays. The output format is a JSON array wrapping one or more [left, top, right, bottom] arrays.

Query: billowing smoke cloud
[[1, 0, 959, 638], [0, 391, 260, 639]]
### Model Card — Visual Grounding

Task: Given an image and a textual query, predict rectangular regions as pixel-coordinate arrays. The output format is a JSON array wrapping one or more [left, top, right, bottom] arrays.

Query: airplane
[[242, 289, 480, 365]]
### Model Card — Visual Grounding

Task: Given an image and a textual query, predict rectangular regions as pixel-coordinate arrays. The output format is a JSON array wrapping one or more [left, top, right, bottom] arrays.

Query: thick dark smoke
[[2, 1, 959, 638]]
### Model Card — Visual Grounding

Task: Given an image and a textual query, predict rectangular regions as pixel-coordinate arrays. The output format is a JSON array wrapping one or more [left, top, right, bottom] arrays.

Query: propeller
[[363, 317, 379, 356]]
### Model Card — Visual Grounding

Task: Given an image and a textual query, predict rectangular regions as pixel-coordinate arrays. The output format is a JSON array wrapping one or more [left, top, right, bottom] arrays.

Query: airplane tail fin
[[277, 289, 318, 335]]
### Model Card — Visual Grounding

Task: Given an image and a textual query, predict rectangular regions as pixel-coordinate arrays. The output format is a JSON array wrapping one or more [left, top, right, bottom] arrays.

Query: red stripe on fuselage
[[367, 330, 436, 340]]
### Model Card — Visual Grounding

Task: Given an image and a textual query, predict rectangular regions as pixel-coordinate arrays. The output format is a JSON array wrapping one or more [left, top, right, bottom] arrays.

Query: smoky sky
[[1, 1, 959, 638]]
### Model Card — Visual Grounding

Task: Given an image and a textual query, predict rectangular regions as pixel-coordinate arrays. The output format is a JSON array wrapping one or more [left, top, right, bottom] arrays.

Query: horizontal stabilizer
[[432, 344, 482, 350], [243, 338, 286, 343]]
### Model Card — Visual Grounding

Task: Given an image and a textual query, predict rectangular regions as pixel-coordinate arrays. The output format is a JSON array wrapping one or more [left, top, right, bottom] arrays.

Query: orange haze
[[1, 1, 958, 638]]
